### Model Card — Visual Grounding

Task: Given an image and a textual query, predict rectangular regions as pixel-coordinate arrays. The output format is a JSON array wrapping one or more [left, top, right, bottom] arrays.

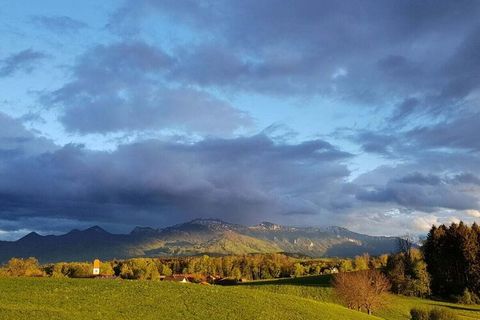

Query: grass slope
[[0, 277, 378, 320], [241, 275, 480, 320]]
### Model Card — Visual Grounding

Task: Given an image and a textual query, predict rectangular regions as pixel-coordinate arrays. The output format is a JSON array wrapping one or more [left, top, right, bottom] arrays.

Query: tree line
[[0, 253, 387, 280]]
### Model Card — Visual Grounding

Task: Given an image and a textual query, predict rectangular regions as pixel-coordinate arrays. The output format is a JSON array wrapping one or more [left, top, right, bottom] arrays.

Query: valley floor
[[0, 276, 479, 320]]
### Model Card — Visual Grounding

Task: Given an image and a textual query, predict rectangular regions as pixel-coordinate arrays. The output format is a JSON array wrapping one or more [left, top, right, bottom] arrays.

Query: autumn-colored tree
[[333, 269, 390, 315], [353, 254, 370, 271]]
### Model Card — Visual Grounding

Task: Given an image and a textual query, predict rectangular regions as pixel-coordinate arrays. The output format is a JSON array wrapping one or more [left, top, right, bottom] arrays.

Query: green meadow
[[0, 277, 377, 320], [0, 276, 479, 320]]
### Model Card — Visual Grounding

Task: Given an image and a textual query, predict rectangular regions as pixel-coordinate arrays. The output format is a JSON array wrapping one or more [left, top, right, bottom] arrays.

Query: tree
[[339, 259, 354, 272], [353, 254, 369, 271], [292, 263, 304, 277], [100, 262, 115, 276], [333, 269, 390, 315]]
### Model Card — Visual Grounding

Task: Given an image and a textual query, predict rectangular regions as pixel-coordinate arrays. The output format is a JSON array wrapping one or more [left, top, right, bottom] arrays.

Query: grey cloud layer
[[47, 41, 252, 134]]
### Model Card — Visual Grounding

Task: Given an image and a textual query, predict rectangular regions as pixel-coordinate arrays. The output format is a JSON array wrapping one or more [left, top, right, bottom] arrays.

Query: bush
[[51, 263, 68, 278], [410, 308, 429, 320], [410, 308, 459, 320], [429, 308, 458, 320], [455, 288, 480, 305]]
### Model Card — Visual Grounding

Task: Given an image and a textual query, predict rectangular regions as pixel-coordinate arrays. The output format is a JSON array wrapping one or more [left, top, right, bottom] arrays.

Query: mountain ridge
[[0, 219, 400, 263]]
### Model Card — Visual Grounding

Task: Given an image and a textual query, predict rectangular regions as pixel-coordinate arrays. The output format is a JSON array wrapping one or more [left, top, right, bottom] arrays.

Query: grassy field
[[0, 277, 378, 320], [240, 275, 480, 320], [0, 276, 479, 320]]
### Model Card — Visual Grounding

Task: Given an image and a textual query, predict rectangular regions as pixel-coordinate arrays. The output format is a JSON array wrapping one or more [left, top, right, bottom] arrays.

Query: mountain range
[[0, 219, 400, 263]]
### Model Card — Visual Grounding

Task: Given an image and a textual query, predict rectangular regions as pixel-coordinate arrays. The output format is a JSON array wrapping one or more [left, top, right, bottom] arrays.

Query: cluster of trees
[[116, 254, 351, 280], [333, 222, 480, 315], [112, 254, 386, 280], [423, 222, 480, 301], [384, 239, 431, 297], [116, 258, 171, 280]]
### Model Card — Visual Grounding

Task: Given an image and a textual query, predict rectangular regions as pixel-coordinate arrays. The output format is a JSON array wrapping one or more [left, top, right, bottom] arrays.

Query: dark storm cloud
[[450, 173, 480, 186], [355, 169, 480, 212], [346, 111, 480, 213], [46, 41, 252, 134], [0, 113, 353, 233], [0, 49, 47, 77], [395, 172, 442, 186], [356, 182, 478, 212], [440, 25, 480, 102], [389, 97, 421, 123], [30, 15, 88, 33]]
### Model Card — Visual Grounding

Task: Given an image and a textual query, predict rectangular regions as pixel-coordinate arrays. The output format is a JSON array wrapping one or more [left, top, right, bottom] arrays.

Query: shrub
[[456, 288, 480, 305], [68, 263, 92, 278], [429, 308, 458, 320], [51, 263, 68, 278], [410, 308, 459, 320], [410, 308, 429, 320]]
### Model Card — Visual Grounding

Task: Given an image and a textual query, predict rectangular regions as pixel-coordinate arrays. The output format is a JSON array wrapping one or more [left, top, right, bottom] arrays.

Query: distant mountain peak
[[18, 231, 42, 242], [84, 226, 108, 234]]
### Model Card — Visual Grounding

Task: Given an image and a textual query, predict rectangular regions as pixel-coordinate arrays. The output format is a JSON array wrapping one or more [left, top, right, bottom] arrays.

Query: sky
[[0, 0, 480, 240]]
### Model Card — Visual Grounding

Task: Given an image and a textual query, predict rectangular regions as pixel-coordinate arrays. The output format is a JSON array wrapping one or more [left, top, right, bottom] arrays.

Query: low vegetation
[[410, 307, 459, 320]]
